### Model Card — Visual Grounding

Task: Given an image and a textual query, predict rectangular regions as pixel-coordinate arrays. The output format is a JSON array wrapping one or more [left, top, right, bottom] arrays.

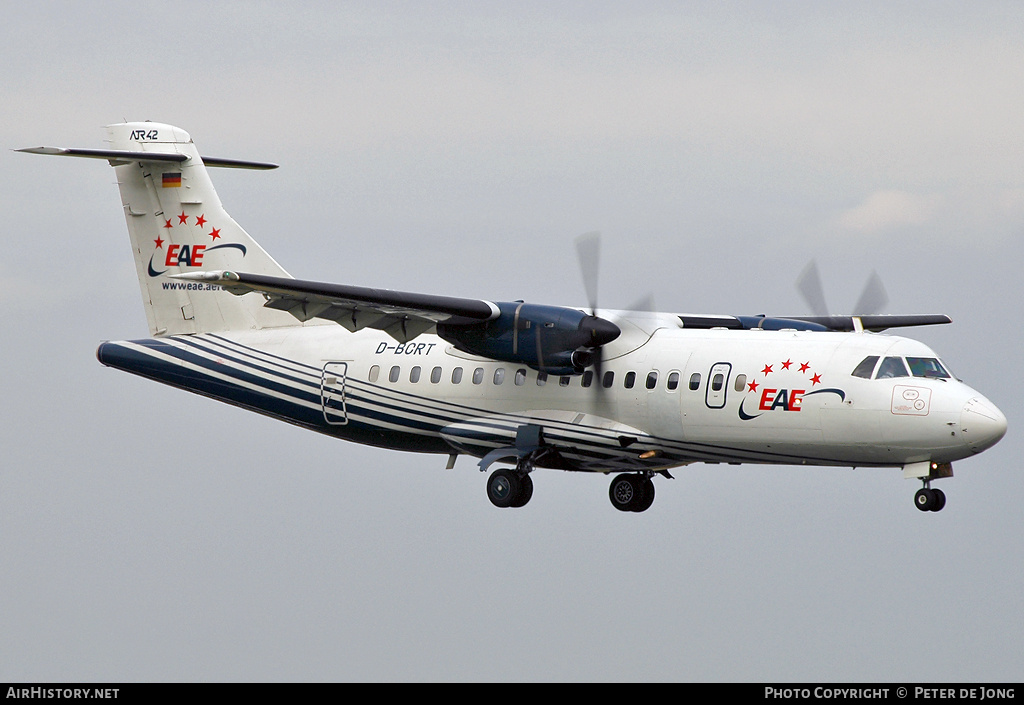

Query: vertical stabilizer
[[104, 122, 303, 336], [19, 122, 305, 335]]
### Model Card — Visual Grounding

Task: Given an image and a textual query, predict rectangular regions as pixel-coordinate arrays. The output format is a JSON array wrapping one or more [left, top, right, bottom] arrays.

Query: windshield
[[906, 357, 951, 379], [875, 356, 910, 379]]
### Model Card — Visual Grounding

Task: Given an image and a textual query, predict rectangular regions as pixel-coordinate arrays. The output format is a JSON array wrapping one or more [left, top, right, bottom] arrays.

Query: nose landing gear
[[914, 484, 946, 512]]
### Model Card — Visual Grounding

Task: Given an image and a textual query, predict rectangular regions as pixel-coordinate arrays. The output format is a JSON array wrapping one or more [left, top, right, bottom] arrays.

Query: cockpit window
[[906, 357, 951, 379], [851, 356, 879, 379], [875, 356, 910, 379]]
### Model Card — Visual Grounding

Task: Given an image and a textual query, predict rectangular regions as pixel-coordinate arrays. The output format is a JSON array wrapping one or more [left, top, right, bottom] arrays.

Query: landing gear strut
[[914, 483, 946, 512], [608, 473, 656, 512]]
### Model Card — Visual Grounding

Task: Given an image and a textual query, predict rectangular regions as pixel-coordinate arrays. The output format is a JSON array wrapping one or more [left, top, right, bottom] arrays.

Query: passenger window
[[473, 367, 484, 385], [368, 365, 380, 382], [712, 373, 724, 391], [906, 357, 951, 379], [559, 376, 570, 387], [409, 366, 421, 383], [430, 366, 442, 384], [582, 370, 594, 388], [537, 372, 547, 386], [493, 368, 505, 385], [667, 371, 680, 391], [624, 371, 636, 389], [602, 371, 615, 388], [734, 374, 746, 392], [452, 367, 463, 384], [852, 356, 879, 379], [688, 373, 701, 391], [646, 371, 658, 389], [389, 366, 401, 383], [876, 356, 909, 379], [515, 369, 527, 386]]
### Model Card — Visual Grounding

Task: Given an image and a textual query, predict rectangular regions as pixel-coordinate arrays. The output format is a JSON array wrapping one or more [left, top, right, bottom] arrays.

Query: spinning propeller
[[571, 232, 631, 384], [797, 259, 889, 318]]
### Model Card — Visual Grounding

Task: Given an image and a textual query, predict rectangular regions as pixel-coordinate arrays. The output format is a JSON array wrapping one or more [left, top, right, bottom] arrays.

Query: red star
[[195, 214, 206, 228], [799, 362, 811, 373], [810, 373, 822, 386], [153, 236, 164, 249], [177, 211, 189, 224], [762, 364, 773, 375], [209, 227, 221, 241], [781, 359, 792, 370], [163, 218, 173, 229], [748, 380, 759, 393]]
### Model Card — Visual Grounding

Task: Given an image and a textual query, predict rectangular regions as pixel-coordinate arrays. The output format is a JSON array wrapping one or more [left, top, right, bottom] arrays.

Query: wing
[[677, 313, 951, 332], [174, 270, 499, 343]]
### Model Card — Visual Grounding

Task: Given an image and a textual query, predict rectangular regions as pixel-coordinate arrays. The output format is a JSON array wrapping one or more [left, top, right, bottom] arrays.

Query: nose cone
[[961, 397, 1008, 454]]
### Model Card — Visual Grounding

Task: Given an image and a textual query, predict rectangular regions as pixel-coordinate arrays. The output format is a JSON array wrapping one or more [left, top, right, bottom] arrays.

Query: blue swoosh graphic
[[147, 254, 167, 277], [803, 388, 846, 402], [206, 243, 247, 255], [738, 397, 762, 420]]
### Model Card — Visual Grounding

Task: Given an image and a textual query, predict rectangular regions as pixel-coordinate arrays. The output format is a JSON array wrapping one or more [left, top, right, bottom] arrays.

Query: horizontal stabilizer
[[15, 146, 277, 170]]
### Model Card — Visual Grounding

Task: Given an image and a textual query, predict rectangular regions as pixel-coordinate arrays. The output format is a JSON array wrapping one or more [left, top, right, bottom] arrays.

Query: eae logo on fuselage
[[738, 358, 846, 421]]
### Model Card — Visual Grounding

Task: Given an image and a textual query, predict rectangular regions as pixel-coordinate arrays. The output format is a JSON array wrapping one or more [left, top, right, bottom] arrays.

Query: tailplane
[[19, 122, 301, 336]]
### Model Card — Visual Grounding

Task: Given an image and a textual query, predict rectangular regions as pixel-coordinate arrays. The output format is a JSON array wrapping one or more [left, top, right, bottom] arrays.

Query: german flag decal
[[162, 172, 182, 188]]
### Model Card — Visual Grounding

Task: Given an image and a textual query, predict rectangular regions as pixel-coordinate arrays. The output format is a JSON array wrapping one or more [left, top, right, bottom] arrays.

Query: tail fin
[[21, 122, 301, 336]]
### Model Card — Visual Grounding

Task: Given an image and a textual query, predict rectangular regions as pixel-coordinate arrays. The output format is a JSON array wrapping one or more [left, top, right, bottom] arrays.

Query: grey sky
[[2, 2, 1022, 681]]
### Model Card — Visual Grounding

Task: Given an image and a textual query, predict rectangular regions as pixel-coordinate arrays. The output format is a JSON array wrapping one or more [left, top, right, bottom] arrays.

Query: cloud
[[836, 190, 940, 234]]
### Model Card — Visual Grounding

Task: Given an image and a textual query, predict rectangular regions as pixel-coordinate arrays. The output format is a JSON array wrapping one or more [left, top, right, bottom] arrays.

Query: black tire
[[914, 488, 936, 512], [931, 488, 946, 512], [633, 477, 655, 512], [511, 473, 534, 508], [487, 468, 521, 508], [609, 474, 641, 512]]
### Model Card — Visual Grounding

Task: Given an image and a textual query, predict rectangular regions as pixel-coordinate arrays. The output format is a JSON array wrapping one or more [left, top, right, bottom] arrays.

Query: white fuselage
[[97, 312, 1006, 475]]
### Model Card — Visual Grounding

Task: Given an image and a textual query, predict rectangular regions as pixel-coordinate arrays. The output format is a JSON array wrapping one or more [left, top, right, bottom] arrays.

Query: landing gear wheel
[[609, 474, 655, 512], [511, 473, 533, 508], [486, 468, 533, 508], [915, 488, 947, 512], [634, 477, 655, 512], [914, 488, 935, 511], [609, 474, 638, 512], [488, 468, 521, 508]]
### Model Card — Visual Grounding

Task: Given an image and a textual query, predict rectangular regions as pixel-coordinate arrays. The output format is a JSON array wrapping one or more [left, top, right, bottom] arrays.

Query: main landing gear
[[486, 467, 659, 512], [608, 473, 655, 513], [914, 484, 946, 512], [486, 466, 534, 508]]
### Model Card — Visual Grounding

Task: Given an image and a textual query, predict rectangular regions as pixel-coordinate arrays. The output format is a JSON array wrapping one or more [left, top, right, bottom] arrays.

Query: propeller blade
[[853, 270, 889, 315], [593, 346, 604, 395], [575, 231, 601, 313], [796, 260, 830, 317], [627, 293, 656, 314]]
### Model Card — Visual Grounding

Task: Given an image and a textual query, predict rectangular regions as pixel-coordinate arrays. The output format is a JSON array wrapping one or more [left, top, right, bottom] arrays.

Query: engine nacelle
[[436, 302, 619, 375]]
